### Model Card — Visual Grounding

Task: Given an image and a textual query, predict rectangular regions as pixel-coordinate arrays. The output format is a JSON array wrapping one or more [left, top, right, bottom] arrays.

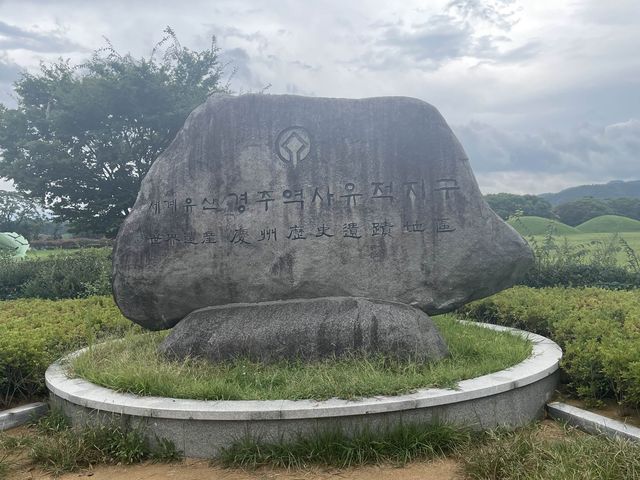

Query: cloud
[[0, 54, 22, 105], [0, 20, 85, 53], [0, 178, 14, 191], [219, 47, 267, 93], [0, 0, 637, 196], [447, 0, 520, 31], [576, 0, 640, 26], [474, 170, 596, 195], [381, 15, 474, 64], [0, 54, 21, 82], [352, 2, 536, 73], [455, 119, 640, 193]]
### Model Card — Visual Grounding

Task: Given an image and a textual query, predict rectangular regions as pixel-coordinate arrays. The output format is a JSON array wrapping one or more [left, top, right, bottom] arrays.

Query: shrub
[[0, 296, 135, 408], [0, 248, 111, 300], [30, 237, 113, 250], [460, 287, 640, 408], [524, 263, 640, 290]]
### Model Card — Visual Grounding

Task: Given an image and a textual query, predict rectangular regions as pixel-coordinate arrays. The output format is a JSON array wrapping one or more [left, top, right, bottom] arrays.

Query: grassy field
[[527, 231, 640, 266], [507, 216, 640, 266]]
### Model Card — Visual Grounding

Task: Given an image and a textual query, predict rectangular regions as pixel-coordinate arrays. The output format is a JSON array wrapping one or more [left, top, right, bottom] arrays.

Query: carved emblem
[[275, 126, 311, 167]]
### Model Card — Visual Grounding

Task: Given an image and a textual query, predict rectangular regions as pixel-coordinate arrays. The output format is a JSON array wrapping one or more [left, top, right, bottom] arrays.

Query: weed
[[518, 225, 640, 289], [83, 425, 148, 464], [33, 407, 69, 434], [151, 437, 182, 462], [29, 429, 92, 475], [620, 236, 640, 273], [220, 422, 472, 468], [16, 410, 182, 475], [463, 424, 640, 480], [0, 456, 8, 480]]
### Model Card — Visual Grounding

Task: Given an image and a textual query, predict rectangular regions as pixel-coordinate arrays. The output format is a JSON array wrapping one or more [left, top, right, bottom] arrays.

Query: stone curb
[[46, 322, 561, 421], [547, 402, 640, 442], [0, 402, 49, 431]]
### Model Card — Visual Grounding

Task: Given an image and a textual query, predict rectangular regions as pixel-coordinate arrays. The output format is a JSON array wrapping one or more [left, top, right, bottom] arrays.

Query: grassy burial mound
[[577, 215, 640, 233], [507, 216, 580, 236]]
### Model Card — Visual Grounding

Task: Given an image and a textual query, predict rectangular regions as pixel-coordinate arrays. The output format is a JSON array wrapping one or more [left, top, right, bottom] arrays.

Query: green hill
[[540, 180, 640, 206], [576, 215, 640, 233], [507, 216, 580, 236]]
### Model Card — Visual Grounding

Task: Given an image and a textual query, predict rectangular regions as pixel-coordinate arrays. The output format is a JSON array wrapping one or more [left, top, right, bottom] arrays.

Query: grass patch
[[0, 458, 7, 480], [462, 424, 640, 480], [220, 422, 472, 468], [68, 315, 532, 401], [0, 409, 180, 476]]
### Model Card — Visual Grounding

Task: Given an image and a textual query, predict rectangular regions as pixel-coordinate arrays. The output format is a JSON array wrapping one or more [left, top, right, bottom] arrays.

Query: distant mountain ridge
[[540, 180, 640, 206]]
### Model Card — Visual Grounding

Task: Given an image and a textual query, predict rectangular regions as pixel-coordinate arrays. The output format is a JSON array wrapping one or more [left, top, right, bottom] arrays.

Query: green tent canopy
[[0, 232, 30, 258]]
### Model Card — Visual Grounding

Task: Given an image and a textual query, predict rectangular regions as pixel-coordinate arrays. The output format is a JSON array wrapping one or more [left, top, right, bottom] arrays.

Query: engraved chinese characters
[[143, 179, 458, 248], [112, 94, 534, 330]]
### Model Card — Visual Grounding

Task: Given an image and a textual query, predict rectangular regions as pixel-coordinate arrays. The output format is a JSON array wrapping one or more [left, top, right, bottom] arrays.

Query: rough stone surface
[[159, 297, 449, 363], [112, 94, 533, 330]]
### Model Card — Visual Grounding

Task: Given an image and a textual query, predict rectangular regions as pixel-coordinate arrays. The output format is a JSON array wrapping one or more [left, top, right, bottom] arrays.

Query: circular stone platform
[[46, 323, 561, 459]]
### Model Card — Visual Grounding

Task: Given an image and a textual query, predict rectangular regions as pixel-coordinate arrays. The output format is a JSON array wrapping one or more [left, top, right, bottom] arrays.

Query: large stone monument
[[112, 94, 533, 363]]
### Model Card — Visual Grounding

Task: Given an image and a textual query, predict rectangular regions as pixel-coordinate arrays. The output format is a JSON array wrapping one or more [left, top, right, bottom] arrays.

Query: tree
[[606, 197, 640, 221], [0, 190, 44, 240], [484, 193, 554, 220], [553, 197, 614, 226], [0, 27, 226, 237]]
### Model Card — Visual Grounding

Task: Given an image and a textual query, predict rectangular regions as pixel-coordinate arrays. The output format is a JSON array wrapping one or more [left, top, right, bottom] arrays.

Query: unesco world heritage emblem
[[275, 126, 311, 167]]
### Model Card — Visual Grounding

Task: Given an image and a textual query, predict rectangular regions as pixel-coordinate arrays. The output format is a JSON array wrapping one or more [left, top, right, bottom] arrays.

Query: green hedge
[[0, 248, 111, 300], [460, 287, 640, 408], [523, 264, 640, 290], [0, 296, 134, 408]]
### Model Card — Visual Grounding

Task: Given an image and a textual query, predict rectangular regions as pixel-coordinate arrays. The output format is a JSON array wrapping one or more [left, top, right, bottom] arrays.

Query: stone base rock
[[159, 297, 449, 363]]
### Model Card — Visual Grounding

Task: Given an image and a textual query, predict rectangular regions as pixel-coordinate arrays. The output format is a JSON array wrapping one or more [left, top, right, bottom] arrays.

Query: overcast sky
[[0, 0, 638, 194]]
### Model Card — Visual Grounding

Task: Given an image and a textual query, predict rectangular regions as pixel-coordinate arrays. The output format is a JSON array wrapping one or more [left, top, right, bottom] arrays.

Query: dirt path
[[11, 458, 463, 480]]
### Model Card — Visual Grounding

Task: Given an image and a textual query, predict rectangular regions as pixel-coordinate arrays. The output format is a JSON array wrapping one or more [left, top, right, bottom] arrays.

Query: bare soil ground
[[8, 457, 463, 480]]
